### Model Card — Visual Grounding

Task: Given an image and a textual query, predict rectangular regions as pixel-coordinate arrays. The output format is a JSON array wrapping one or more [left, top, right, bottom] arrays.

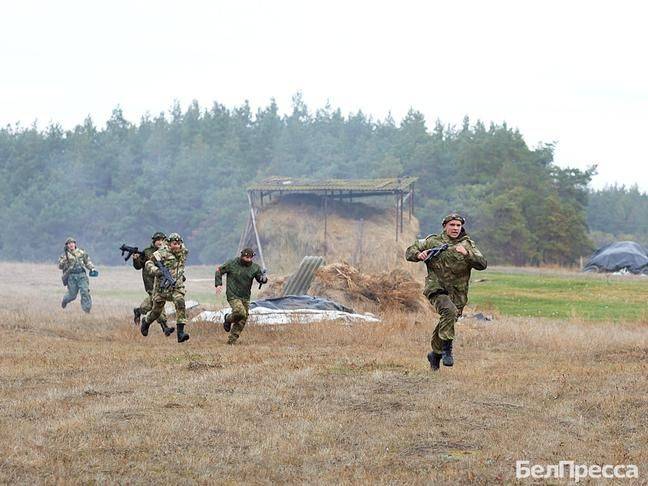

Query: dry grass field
[[1, 262, 647, 484]]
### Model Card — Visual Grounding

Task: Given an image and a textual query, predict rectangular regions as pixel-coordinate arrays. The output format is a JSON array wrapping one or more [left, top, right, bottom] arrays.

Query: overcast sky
[[2, 0, 646, 191]]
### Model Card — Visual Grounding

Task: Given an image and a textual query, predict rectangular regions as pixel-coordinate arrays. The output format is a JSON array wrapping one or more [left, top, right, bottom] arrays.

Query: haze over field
[[2, 0, 648, 190]]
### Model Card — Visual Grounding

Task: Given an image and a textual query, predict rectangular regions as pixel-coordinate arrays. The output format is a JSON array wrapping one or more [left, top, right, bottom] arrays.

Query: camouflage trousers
[[428, 293, 462, 355], [63, 272, 92, 313], [225, 298, 249, 344], [139, 292, 167, 324], [145, 288, 186, 325]]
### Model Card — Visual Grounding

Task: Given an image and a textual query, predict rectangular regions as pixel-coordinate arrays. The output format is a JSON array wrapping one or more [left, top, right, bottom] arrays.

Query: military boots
[[159, 321, 175, 337], [133, 307, 141, 325], [427, 351, 442, 371], [177, 323, 190, 343], [441, 340, 454, 367], [140, 316, 151, 337], [223, 313, 232, 333]]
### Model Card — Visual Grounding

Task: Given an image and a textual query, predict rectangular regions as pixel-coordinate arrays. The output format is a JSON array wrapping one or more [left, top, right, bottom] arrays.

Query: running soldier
[[406, 214, 487, 370], [132, 231, 173, 336], [140, 233, 190, 343], [58, 237, 98, 313], [214, 248, 267, 344]]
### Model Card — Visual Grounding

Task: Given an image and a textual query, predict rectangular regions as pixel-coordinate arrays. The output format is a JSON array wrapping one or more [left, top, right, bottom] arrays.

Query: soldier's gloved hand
[[89, 269, 99, 277]]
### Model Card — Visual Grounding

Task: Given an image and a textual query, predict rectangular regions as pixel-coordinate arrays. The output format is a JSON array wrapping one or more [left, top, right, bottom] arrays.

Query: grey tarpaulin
[[583, 241, 648, 274], [251, 295, 355, 314]]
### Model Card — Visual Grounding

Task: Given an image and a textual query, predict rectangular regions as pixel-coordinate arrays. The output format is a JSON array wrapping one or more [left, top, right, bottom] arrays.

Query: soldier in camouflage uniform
[[214, 248, 268, 344], [140, 233, 190, 343], [406, 213, 487, 370], [132, 232, 174, 337], [58, 237, 98, 313]]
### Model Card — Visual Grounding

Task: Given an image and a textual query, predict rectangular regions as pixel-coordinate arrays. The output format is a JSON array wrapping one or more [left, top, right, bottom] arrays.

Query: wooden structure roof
[[248, 177, 417, 197], [240, 177, 418, 262]]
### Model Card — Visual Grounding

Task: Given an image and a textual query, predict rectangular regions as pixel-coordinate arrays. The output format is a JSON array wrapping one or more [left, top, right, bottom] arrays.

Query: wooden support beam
[[400, 192, 404, 233], [323, 192, 328, 256], [395, 194, 399, 242], [247, 192, 266, 269]]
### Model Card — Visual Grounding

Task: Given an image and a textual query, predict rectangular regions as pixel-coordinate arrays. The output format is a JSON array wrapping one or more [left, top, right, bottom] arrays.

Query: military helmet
[[167, 232, 183, 243], [65, 237, 76, 244], [151, 231, 166, 242], [241, 248, 255, 257], [442, 213, 466, 226]]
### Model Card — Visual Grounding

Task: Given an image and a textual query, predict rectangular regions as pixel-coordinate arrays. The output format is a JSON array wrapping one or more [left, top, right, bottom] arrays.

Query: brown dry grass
[[1, 263, 647, 484]]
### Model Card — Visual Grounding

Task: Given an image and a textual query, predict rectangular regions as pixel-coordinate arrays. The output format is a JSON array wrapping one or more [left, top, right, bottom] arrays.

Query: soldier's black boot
[[140, 316, 151, 337], [441, 340, 454, 367], [223, 313, 231, 333], [160, 321, 175, 337], [61, 298, 68, 309], [427, 351, 442, 371], [177, 323, 190, 343], [133, 307, 141, 325]]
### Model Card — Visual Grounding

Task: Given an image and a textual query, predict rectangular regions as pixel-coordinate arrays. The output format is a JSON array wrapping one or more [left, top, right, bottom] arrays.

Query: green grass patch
[[470, 270, 648, 322]]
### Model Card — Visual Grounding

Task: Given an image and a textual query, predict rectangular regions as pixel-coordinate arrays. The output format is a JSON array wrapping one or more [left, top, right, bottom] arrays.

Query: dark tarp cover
[[251, 295, 355, 314], [583, 241, 648, 274]]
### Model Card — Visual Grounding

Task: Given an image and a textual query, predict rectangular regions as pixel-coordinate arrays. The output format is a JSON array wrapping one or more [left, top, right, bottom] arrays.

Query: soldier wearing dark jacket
[[214, 248, 267, 344], [132, 232, 172, 336], [406, 213, 487, 370]]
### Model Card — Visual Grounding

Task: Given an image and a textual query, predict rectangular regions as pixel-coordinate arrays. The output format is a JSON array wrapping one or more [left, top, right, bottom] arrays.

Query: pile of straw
[[260, 262, 427, 312]]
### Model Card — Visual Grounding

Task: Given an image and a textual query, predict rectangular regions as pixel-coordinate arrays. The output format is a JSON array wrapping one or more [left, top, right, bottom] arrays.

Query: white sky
[[1, 0, 647, 190]]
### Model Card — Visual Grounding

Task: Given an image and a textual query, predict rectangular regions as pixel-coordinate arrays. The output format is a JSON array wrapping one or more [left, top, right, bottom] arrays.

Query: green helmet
[[442, 213, 466, 226], [152, 231, 166, 242], [167, 232, 183, 243], [241, 248, 256, 257], [65, 237, 76, 245]]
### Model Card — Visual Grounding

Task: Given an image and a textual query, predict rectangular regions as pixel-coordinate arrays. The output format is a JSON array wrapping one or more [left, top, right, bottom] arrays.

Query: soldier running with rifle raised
[[121, 232, 174, 337], [140, 233, 190, 343]]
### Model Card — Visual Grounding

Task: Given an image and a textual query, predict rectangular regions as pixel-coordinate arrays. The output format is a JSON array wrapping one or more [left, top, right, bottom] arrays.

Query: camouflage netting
[[260, 262, 427, 313]]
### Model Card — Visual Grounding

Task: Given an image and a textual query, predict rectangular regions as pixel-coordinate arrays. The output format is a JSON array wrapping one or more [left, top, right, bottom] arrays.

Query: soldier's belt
[[69, 268, 86, 274]]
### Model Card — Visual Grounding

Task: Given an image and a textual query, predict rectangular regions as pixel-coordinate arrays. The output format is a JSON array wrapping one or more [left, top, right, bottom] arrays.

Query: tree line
[[1, 94, 645, 266]]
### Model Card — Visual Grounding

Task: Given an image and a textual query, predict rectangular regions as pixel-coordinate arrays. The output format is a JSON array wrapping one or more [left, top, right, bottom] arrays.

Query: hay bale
[[255, 195, 423, 275], [311, 263, 427, 312], [260, 262, 427, 313]]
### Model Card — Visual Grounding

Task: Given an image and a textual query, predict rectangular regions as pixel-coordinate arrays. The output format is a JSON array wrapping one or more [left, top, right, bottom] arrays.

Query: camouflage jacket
[[145, 244, 188, 293], [133, 245, 158, 293], [215, 257, 264, 301], [58, 248, 95, 274], [406, 231, 487, 309]]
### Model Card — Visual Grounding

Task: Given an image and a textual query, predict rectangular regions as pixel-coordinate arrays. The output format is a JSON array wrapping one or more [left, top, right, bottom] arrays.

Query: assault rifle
[[119, 244, 144, 261], [423, 243, 449, 261], [155, 260, 177, 290]]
